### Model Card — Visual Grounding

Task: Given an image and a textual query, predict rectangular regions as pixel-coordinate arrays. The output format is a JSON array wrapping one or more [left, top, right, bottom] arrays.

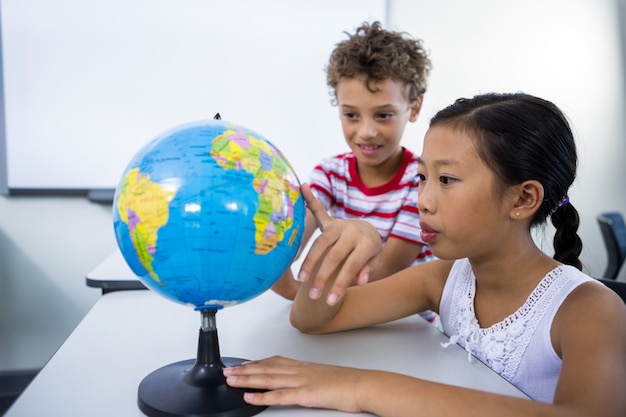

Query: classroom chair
[[597, 212, 626, 280]]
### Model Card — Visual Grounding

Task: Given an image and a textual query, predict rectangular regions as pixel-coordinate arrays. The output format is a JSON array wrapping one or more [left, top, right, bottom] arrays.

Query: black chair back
[[597, 212, 626, 280]]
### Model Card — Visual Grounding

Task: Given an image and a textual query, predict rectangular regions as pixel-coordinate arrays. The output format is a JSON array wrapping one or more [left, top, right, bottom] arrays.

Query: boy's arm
[[373, 237, 425, 281], [271, 206, 321, 300], [271, 268, 300, 300]]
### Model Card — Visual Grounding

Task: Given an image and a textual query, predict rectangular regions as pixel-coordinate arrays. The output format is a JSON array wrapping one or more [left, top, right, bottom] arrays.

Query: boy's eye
[[343, 112, 358, 120], [415, 173, 426, 183], [377, 113, 393, 120]]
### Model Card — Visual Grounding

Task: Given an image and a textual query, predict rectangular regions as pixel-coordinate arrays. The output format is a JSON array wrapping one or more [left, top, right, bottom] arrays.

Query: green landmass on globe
[[113, 120, 305, 309]]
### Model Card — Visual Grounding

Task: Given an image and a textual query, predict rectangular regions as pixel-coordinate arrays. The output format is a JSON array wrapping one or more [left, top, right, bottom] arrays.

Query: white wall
[[0, 0, 385, 192], [390, 0, 626, 278], [1, 0, 625, 373]]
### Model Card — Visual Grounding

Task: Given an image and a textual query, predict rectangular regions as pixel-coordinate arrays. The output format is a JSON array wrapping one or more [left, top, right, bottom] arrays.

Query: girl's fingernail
[[297, 270, 308, 282], [309, 287, 320, 299], [327, 293, 338, 305]]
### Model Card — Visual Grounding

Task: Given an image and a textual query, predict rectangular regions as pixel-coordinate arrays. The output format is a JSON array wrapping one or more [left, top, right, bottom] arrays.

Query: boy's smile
[[357, 143, 382, 156]]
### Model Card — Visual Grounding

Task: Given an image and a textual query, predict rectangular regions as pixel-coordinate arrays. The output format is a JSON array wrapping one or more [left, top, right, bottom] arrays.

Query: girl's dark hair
[[430, 93, 582, 270]]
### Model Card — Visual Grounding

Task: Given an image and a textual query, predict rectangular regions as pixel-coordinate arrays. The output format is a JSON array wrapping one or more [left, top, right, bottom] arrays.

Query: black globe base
[[138, 357, 266, 417], [137, 309, 267, 417]]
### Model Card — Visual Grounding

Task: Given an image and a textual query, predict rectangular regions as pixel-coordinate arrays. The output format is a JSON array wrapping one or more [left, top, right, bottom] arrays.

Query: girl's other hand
[[224, 356, 363, 412]]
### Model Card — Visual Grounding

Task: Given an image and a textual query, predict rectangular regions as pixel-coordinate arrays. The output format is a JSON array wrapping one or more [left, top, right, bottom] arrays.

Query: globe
[[112, 117, 306, 417], [112, 118, 306, 309]]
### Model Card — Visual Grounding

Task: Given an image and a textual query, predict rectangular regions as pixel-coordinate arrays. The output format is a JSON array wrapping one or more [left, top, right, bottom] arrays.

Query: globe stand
[[137, 308, 267, 417]]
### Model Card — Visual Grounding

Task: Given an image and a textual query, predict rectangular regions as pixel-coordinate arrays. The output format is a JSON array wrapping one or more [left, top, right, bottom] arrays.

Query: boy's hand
[[297, 183, 382, 305]]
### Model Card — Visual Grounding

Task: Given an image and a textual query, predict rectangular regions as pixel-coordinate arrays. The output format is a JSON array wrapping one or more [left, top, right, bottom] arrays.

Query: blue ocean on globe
[[112, 119, 305, 309]]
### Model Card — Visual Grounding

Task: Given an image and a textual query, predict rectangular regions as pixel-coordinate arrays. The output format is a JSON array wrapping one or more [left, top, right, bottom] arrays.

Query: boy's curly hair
[[326, 21, 431, 105]]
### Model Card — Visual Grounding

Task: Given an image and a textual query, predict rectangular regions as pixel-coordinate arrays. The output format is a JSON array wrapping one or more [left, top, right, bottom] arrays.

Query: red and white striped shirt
[[309, 148, 434, 264]]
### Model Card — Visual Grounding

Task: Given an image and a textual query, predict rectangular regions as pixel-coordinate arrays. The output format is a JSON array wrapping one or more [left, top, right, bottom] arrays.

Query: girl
[[224, 93, 626, 416]]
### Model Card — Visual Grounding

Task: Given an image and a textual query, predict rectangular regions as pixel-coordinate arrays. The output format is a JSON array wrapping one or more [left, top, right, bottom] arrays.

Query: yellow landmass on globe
[[116, 167, 176, 284], [212, 129, 300, 254]]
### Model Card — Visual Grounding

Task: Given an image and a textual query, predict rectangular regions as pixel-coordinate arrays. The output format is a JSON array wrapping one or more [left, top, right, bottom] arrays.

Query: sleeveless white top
[[439, 258, 598, 403]]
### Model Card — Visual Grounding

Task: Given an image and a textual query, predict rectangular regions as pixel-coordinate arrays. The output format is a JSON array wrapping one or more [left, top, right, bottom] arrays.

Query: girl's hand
[[224, 356, 363, 412], [298, 183, 383, 305]]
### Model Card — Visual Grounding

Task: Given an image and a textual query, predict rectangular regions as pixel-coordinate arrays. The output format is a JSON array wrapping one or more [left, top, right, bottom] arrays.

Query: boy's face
[[335, 77, 421, 172]]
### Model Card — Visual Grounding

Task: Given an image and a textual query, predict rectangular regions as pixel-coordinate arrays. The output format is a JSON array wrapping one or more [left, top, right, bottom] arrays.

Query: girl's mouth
[[420, 225, 438, 243]]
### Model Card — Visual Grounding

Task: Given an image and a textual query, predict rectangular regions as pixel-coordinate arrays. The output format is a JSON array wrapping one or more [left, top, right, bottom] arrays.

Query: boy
[[273, 22, 435, 322]]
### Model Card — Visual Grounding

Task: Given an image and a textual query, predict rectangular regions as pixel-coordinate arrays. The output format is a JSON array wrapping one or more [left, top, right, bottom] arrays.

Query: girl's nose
[[417, 180, 433, 214]]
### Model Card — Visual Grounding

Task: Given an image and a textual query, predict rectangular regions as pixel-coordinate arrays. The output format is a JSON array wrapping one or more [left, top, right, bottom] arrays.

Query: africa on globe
[[112, 117, 306, 310]]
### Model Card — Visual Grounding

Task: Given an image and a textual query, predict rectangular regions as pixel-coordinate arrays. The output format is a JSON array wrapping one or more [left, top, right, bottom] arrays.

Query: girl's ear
[[409, 96, 423, 122], [511, 180, 544, 220]]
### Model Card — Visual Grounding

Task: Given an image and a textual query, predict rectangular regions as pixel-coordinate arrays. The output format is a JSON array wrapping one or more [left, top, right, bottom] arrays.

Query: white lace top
[[438, 258, 598, 403]]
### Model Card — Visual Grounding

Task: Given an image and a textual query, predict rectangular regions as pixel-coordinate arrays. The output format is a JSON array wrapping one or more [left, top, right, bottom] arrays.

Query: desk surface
[[85, 250, 147, 292], [7, 280, 526, 416]]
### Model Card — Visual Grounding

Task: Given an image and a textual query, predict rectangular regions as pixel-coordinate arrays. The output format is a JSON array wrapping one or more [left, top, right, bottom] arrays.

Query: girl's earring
[[515, 212, 521, 217]]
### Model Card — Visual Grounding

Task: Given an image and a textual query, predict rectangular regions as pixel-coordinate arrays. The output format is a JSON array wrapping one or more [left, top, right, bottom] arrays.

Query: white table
[[6, 252, 527, 416], [85, 250, 147, 293]]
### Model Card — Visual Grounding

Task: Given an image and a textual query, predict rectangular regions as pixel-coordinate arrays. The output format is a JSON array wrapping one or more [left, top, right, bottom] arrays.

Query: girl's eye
[[343, 112, 358, 120], [415, 173, 426, 183], [377, 113, 393, 120], [439, 176, 456, 185]]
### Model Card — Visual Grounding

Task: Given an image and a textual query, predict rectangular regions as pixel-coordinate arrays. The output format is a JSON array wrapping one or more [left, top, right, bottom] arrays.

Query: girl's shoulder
[[553, 267, 626, 342]]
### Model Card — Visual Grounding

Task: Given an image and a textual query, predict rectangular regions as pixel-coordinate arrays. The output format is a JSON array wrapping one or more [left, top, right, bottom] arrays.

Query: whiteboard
[[0, 0, 387, 195]]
